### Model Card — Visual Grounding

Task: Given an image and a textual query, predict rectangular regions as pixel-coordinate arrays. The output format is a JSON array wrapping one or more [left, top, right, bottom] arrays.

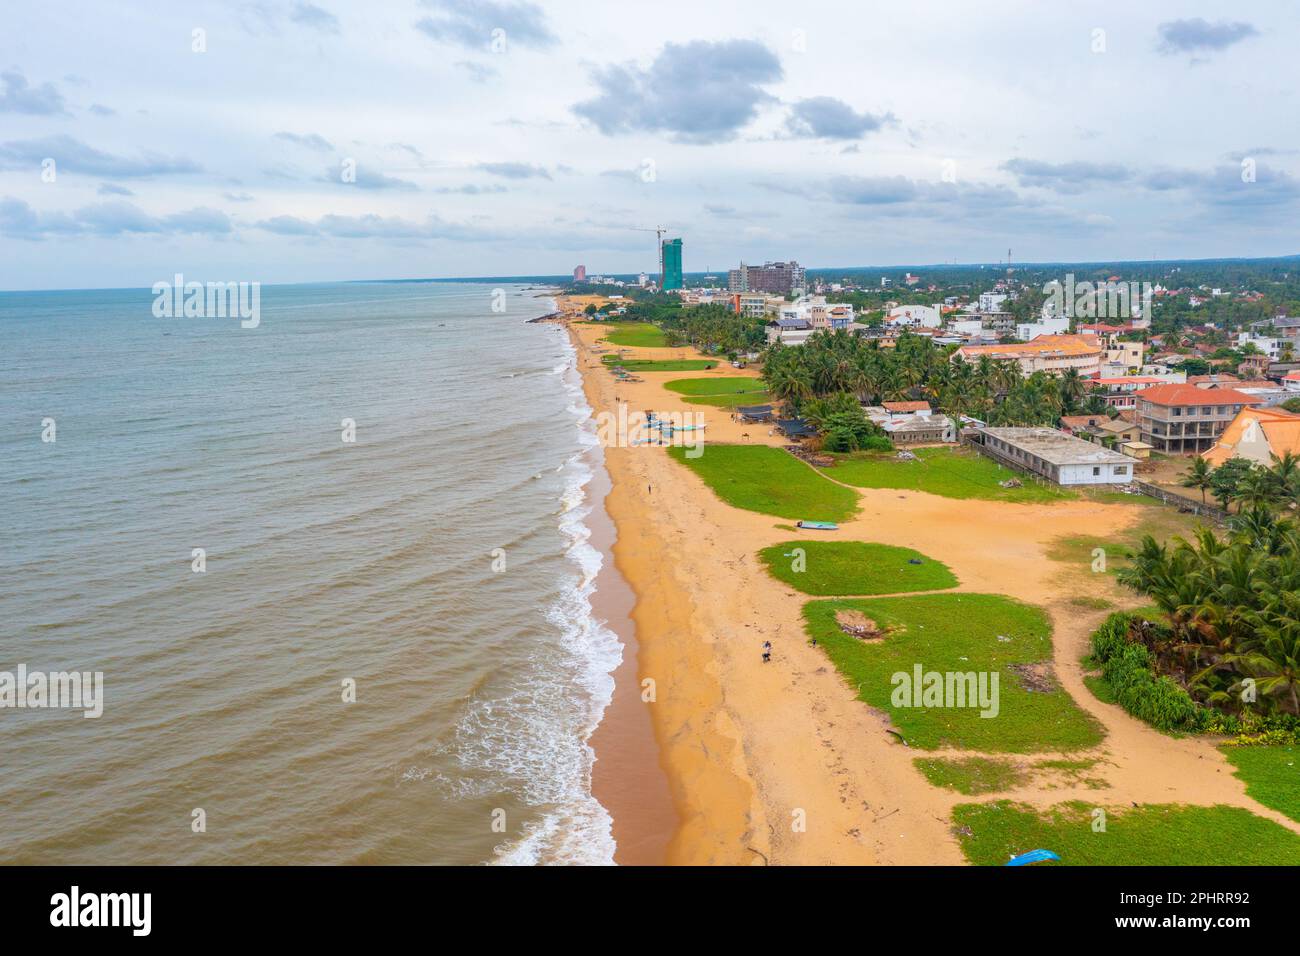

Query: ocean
[[0, 281, 622, 865]]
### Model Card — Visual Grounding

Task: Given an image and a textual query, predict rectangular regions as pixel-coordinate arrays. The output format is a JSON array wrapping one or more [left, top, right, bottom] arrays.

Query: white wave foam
[[485, 330, 622, 866]]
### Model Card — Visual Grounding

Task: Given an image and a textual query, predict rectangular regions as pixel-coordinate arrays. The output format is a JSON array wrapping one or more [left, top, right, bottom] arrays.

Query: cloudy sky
[[1, 1, 1297, 289]]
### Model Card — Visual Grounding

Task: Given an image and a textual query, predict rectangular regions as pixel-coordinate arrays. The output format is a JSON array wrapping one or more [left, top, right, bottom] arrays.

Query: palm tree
[[1236, 466, 1280, 513], [1058, 368, 1087, 412], [1180, 457, 1213, 504], [1271, 451, 1300, 489]]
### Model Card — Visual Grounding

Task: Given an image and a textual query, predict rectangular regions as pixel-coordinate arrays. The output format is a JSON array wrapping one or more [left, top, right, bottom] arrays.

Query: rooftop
[[979, 427, 1133, 466], [883, 400, 931, 413], [1135, 383, 1265, 406], [956, 334, 1103, 359]]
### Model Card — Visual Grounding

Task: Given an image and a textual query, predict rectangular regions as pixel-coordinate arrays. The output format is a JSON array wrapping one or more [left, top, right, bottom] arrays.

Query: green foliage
[[1116, 519, 1300, 719], [663, 377, 766, 396], [601, 321, 668, 348], [667, 444, 858, 522], [952, 800, 1300, 866], [660, 303, 767, 354], [758, 541, 957, 595], [914, 757, 1027, 795], [1221, 744, 1300, 823], [802, 593, 1104, 752], [830, 446, 1072, 503], [600, 357, 716, 371]]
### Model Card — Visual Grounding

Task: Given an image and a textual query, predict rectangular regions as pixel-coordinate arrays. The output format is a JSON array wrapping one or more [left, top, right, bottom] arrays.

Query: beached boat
[[796, 520, 838, 530]]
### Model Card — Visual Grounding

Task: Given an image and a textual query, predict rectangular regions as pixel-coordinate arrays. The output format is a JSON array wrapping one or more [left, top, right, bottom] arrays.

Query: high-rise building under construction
[[661, 237, 683, 290]]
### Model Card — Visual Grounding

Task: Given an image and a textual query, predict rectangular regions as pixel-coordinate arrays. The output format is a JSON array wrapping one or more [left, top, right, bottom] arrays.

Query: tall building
[[573, 265, 586, 283], [661, 238, 683, 290], [727, 260, 804, 295]]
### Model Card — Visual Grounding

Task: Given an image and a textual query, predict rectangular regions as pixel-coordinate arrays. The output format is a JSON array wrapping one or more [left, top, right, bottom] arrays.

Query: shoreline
[[555, 304, 1294, 867]]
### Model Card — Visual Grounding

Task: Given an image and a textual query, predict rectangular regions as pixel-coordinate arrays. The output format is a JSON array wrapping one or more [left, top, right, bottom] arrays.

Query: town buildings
[[727, 260, 806, 295], [1202, 406, 1300, 468], [976, 427, 1135, 485], [1134, 383, 1265, 454], [952, 334, 1105, 377]]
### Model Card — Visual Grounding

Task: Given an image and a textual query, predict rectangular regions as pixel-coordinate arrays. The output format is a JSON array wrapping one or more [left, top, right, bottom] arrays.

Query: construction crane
[[629, 226, 669, 286]]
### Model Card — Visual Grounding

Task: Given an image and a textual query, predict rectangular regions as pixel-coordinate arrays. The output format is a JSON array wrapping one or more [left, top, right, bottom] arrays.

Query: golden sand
[[560, 302, 1300, 866]]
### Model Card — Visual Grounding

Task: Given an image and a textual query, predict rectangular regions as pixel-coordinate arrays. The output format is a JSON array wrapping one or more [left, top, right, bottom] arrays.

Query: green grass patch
[[952, 800, 1300, 865], [601, 356, 716, 371], [1222, 745, 1300, 824], [662, 376, 771, 407], [802, 593, 1103, 752], [600, 322, 668, 348], [760, 541, 957, 596], [663, 377, 766, 396], [915, 757, 1027, 795], [829, 447, 1073, 503], [1082, 674, 1118, 705], [681, 390, 773, 408], [668, 444, 858, 522], [1068, 596, 1114, 611]]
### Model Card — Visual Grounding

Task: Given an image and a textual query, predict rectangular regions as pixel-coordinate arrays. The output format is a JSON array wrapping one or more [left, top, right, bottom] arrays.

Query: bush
[[1092, 612, 1210, 732], [1090, 612, 1300, 740]]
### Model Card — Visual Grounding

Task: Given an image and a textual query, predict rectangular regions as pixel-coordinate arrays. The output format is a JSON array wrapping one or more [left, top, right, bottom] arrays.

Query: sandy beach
[[558, 304, 1300, 866]]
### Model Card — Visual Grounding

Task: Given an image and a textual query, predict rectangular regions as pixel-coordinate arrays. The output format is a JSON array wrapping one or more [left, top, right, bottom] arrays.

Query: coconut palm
[[1180, 457, 1213, 504]]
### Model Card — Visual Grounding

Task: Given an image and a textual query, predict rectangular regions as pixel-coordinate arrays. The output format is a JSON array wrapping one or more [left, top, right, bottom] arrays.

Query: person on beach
[[762, 641, 771, 663]]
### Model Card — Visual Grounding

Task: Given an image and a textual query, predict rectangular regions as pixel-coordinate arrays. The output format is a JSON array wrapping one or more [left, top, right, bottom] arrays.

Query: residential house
[[864, 402, 956, 444], [1134, 383, 1265, 454], [1202, 406, 1300, 467]]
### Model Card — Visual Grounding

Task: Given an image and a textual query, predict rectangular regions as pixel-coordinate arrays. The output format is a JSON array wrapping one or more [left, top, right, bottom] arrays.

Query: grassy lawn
[[952, 800, 1300, 865], [759, 541, 957, 595], [601, 356, 716, 371], [1222, 745, 1300, 824], [667, 444, 858, 522], [802, 593, 1103, 752], [662, 376, 771, 407], [917, 757, 1107, 795], [829, 446, 1073, 503], [600, 322, 669, 348], [682, 390, 773, 408], [916, 757, 1027, 794], [663, 377, 766, 396]]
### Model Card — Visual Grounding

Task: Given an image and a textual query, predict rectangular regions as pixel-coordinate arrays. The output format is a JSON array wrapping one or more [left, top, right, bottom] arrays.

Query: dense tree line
[[1118, 508, 1300, 720], [759, 329, 1107, 425]]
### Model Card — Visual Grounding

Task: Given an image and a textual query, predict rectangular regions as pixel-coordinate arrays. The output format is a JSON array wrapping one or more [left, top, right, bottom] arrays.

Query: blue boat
[[1006, 849, 1060, 866]]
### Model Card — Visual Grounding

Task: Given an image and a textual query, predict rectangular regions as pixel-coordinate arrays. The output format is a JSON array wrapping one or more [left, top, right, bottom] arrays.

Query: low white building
[[977, 427, 1135, 486], [779, 295, 855, 329], [886, 304, 942, 328], [979, 292, 1008, 312], [1237, 332, 1282, 360], [1015, 316, 1070, 340], [946, 318, 984, 337]]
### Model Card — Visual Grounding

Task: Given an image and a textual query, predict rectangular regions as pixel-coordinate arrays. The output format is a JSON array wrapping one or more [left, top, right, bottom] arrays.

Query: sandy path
[[562, 312, 1299, 866]]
